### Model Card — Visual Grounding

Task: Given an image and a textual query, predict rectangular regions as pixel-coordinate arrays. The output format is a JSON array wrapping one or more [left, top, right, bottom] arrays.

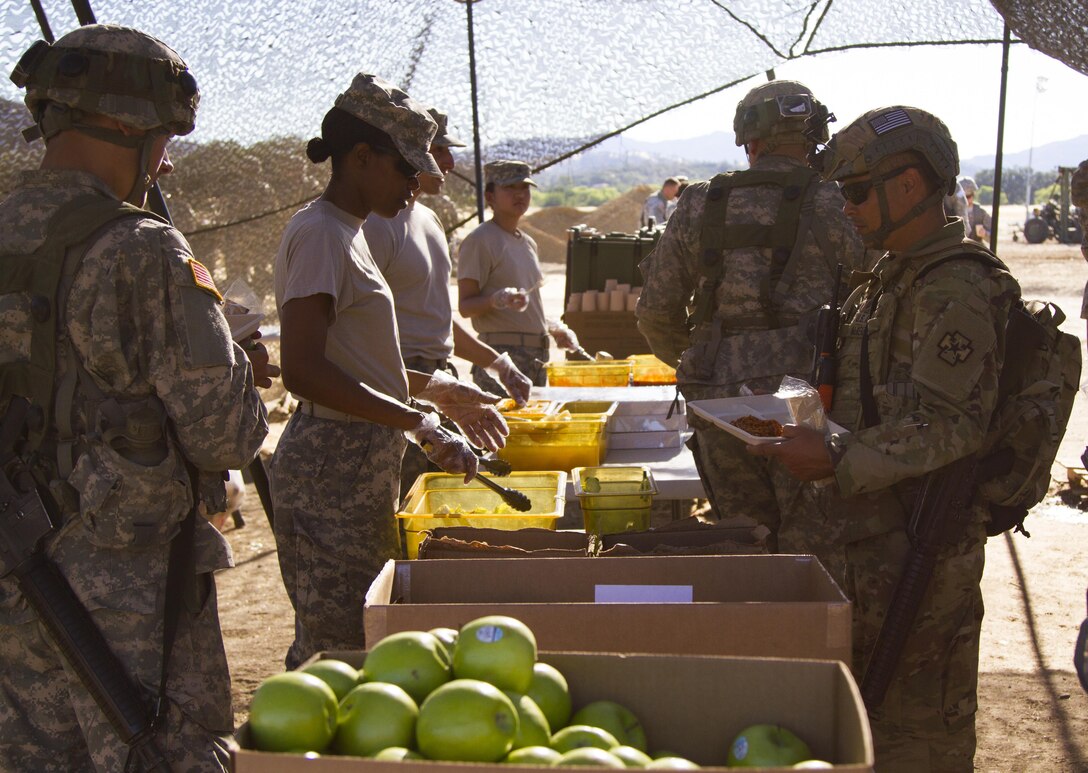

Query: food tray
[[545, 360, 632, 387], [572, 466, 658, 510], [497, 398, 556, 420], [397, 472, 567, 559], [687, 394, 847, 445]]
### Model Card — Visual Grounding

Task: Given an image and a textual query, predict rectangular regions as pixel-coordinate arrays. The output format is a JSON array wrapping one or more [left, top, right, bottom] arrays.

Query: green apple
[[553, 747, 626, 767], [505, 691, 553, 749], [417, 678, 519, 762], [727, 724, 811, 768], [527, 662, 573, 731], [551, 725, 620, 752], [372, 746, 424, 761], [363, 630, 451, 703], [610, 745, 653, 768], [571, 700, 647, 751], [646, 757, 699, 769], [505, 745, 563, 765], [301, 659, 360, 702], [249, 672, 338, 753], [453, 615, 538, 693], [429, 626, 459, 659], [333, 682, 418, 758]]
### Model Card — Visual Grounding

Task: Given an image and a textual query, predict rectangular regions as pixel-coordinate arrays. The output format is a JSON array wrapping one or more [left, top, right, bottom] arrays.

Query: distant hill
[[957, 134, 1088, 176], [533, 127, 1088, 189]]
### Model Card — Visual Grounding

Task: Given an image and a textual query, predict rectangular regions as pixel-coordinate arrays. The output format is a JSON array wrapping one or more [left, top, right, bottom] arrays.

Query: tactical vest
[[0, 194, 166, 506], [685, 166, 824, 385]]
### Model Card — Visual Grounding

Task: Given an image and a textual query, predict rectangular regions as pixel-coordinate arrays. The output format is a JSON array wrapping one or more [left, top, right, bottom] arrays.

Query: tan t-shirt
[[456, 220, 546, 335], [363, 200, 454, 361], [274, 199, 408, 402]]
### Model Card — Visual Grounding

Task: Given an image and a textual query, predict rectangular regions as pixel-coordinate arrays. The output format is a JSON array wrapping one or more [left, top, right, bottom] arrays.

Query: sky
[[622, 42, 1088, 163]]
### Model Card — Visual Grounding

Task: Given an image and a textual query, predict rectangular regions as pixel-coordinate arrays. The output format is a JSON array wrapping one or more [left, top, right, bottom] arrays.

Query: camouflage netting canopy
[[0, 0, 1084, 326]]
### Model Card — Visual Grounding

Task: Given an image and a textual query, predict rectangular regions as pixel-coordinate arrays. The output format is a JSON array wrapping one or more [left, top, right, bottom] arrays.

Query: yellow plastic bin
[[629, 354, 677, 386], [497, 411, 612, 471], [397, 472, 566, 558], [545, 360, 632, 387], [497, 398, 555, 420], [572, 466, 658, 536]]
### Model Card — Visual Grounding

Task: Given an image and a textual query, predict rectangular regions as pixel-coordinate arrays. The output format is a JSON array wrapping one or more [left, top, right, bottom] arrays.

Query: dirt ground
[[215, 206, 1088, 772]]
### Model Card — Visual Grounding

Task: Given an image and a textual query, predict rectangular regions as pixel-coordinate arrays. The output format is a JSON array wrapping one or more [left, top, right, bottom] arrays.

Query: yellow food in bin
[[397, 471, 566, 558], [545, 359, 632, 387], [629, 354, 677, 385], [572, 465, 658, 536], [496, 406, 614, 471], [497, 398, 556, 420]]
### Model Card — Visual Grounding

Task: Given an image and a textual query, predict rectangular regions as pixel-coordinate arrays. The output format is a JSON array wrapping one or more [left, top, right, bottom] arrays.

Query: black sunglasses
[[372, 145, 419, 179], [838, 165, 916, 206]]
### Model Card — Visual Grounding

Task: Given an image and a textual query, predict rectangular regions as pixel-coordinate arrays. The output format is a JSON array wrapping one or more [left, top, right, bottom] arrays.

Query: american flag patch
[[869, 109, 912, 135], [188, 258, 222, 301]]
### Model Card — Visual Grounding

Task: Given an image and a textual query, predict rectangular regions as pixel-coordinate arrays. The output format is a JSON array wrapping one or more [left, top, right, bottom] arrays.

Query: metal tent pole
[[990, 23, 1011, 254], [465, 0, 485, 223], [29, 0, 55, 41]]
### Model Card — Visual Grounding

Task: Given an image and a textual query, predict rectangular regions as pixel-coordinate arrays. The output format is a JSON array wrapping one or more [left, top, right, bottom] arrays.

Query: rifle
[[811, 264, 844, 412], [860, 453, 978, 709], [0, 397, 170, 771]]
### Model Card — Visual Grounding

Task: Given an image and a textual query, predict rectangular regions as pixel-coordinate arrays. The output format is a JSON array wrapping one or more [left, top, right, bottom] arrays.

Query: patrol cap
[[427, 108, 466, 148], [485, 159, 537, 187], [12, 24, 199, 136], [959, 176, 978, 195], [813, 105, 959, 195], [335, 73, 440, 176], [734, 80, 825, 147]]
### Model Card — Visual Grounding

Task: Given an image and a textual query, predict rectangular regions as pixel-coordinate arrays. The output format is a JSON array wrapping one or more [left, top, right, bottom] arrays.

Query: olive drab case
[[562, 225, 662, 358]]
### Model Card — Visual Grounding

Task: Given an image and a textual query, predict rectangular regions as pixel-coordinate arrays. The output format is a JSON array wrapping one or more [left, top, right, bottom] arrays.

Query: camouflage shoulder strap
[[692, 166, 820, 329], [0, 195, 154, 457]]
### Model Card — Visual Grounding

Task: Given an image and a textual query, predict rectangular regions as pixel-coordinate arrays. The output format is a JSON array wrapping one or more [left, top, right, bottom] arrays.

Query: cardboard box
[[233, 651, 873, 771], [364, 554, 850, 662], [562, 310, 650, 359]]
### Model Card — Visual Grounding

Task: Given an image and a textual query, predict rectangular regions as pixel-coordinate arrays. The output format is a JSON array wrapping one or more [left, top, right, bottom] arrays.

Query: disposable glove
[[416, 369, 509, 452], [403, 412, 479, 482], [490, 287, 529, 311], [485, 352, 532, 407], [546, 320, 579, 351]]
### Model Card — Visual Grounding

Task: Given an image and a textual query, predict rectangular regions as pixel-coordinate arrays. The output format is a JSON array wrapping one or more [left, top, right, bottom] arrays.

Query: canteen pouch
[[68, 436, 191, 550]]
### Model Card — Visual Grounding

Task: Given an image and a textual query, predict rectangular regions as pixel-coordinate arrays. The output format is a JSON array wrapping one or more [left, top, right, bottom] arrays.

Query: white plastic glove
[[416, 369, 509, 452], [490, 287, 530, 311], [403, 412, 478, 482], [547, 320, 580, 351], [485, 352, 532, 407]]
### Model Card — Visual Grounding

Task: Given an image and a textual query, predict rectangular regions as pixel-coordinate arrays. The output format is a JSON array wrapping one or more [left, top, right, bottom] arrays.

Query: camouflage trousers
[[270, 412, 404, 670], [471, 343, 548, 395], [0, 518, 233, 772], [847, 524, 986, 773]]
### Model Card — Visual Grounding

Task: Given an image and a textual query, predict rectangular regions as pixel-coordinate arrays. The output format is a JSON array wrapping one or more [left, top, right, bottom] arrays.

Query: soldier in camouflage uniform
[[1072, 160, 1088, 336], [752, 106, 1020, 772], [272, 74, 503, 670], [0, 25, 272, 772], [635, 80, 867, 562]]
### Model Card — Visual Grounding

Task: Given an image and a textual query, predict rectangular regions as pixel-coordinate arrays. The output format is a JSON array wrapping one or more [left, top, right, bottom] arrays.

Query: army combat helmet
[[733, 80, 828, 151], [11, 24, 199, 203], [811, 105, 959, 248]]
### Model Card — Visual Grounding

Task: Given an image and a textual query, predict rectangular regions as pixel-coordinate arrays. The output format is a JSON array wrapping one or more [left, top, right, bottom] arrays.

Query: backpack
[[917, 244, 1082, 537]]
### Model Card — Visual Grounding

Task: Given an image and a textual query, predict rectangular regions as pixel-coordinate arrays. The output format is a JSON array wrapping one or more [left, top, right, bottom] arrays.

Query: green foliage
[[972, 166, 1059, 205], [534, 185, 622, 208], [976, 186, 1007, 206]]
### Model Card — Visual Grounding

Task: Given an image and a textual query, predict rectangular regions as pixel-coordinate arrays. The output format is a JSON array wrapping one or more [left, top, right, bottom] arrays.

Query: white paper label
[[593, 584, 693, 603]]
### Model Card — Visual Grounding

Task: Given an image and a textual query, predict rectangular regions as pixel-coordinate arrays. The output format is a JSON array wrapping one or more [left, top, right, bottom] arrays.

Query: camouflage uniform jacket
[[0, 169, 268, 620], [827, 221, 1020, 506], [636, 154, 867, 398]]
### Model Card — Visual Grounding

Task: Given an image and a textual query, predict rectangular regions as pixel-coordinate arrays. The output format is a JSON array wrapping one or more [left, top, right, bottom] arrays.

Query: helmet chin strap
[[38, 106, 156, 206], [865, 178, 946, 250]]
